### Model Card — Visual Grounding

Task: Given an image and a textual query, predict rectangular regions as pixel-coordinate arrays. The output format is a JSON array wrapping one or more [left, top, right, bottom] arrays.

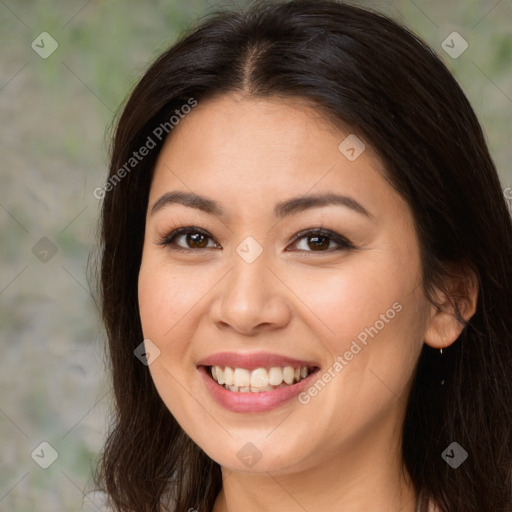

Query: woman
[[93, 1, 512, 511]]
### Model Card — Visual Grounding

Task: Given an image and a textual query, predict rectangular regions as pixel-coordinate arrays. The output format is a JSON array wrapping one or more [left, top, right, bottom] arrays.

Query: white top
[[82, 491, 440, 511]]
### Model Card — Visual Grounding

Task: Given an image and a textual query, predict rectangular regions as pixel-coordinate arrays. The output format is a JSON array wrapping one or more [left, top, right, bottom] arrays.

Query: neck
[[212, 420, 418, 512]]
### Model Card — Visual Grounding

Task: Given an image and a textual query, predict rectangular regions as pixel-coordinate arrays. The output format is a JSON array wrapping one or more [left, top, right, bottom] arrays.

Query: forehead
[[148, 93, 406, 221]]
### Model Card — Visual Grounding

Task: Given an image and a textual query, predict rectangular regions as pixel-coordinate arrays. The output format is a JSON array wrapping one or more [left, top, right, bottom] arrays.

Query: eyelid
[[156, 225, 355, 252], [288, 227, 355, 250]]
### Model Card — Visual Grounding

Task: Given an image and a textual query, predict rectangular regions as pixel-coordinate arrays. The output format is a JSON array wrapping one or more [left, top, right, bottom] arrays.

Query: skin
[[137, 93, 477, 512]]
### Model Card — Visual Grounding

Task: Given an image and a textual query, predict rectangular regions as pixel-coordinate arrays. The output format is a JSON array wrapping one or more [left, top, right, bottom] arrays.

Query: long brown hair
[[94, 1, 512, 510]]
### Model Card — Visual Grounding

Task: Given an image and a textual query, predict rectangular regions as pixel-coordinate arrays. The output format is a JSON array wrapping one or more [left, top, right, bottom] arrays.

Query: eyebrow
[[150, 190, 373, 220]]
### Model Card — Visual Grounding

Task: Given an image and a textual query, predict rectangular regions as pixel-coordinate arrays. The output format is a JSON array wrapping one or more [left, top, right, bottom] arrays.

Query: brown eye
[[158, 226, 354, 253], [157, 227, 217, 251], [290, 228, 354, 252], [301, 234, 332, 251], [183, 232, 209, 249]]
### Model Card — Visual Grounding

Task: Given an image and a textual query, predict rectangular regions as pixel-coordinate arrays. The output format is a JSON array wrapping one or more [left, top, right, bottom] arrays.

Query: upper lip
[[197, 351, 319, 370]]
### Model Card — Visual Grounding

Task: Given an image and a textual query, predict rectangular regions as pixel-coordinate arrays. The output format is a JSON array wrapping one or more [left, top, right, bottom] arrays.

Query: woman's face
[[138, 93, 431, 475]]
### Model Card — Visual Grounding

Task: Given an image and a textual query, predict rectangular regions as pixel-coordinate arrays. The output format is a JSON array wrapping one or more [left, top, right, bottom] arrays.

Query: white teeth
[[254, 385, 274, 392], [250, 368, 269, 388], [283, 366, 295, 384], [210, 365, 313, 392], [233, 368, 251, 388], [223, 366, 234, 386], [268, 367, 283, 386]]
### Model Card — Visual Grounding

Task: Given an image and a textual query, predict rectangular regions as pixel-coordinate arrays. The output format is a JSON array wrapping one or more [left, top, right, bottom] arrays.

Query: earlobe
[[424, 307, 466, 349], [423, 267, 479, 350]]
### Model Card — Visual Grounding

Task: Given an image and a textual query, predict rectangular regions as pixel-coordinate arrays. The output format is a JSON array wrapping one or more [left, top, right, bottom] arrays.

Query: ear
[[423, 265, 479, 350]]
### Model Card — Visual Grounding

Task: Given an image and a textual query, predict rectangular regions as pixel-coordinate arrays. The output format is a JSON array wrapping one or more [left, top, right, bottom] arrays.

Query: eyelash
[[156, 226, 355, 254]]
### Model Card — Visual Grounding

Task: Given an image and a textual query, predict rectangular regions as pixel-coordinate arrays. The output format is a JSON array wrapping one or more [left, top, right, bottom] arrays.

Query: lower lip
[[198, 366, 319, 413]]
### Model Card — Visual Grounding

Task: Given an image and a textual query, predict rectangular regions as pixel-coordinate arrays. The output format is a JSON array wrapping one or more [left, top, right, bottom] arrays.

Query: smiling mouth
[[207, 365, 319, 393]]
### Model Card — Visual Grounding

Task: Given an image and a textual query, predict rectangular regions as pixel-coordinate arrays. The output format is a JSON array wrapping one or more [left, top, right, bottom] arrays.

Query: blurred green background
[[0, 0, 510, 510]]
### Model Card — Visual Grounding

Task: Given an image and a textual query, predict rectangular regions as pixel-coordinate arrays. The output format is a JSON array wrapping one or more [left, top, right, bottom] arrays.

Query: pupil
[[189, 233, 207, 248], [309, 235, 328, 250]]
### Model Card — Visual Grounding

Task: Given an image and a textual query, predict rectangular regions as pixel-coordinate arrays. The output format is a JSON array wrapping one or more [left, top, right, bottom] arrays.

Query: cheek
[[288, 256, 416, 349], [137, 258, 199, 412], [137, 255, 206, 346], [292, 252, 425, 411]]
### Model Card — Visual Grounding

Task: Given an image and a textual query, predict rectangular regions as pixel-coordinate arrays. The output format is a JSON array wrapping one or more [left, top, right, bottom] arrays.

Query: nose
[[209, 249, 292, 336]]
